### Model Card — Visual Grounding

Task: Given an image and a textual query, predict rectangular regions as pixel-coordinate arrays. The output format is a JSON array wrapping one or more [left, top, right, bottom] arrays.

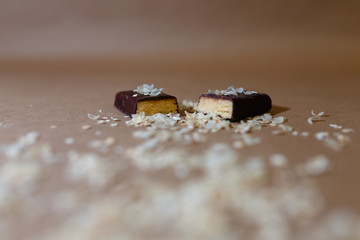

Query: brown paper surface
[[1, 1, 360, 239]]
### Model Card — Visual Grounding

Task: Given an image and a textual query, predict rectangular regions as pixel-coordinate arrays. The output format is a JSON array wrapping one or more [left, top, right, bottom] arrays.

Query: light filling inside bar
[[197, 97, 233, 119]]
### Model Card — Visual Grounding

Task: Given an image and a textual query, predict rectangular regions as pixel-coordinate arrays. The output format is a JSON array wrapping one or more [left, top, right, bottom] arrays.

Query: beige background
[[1, 0, 360, 77]]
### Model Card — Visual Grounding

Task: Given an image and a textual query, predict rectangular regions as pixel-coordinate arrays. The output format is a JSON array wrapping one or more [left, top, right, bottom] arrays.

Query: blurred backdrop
[[0, 0, 359, 76]]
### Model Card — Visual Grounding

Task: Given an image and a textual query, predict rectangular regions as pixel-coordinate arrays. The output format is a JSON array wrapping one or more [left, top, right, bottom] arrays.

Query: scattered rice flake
[[233, 124, 252, 134], [233, 141, 244, 149], [110, 123, 118, 127], [269, 154, 288, 168], [324, 140, 342, 151], [242, 135, 262, 146], [105, 137, 115, 145], [65, 138, 75, 145], [110, 117, 120, 121], [314, 131, 351, 151], [342, 128, 354, 133], [333, 133, 351, 145], [305, 155, 331, 175], [22, 132, 40, 145], [278, 124, 293, 132], [301, 132, 310, 137], [308, 110, 326, 125], [89, 137, 115, 153], [22, 135, 360, 240], [192, 132, 206, 142], [137, 138, 159, 150], [98, 110, 103, 113], [124, 110, 288, 146], [315, 132, 329, 140], [127, 145, 188, 170], [270, 123, 292, 135], [127, 112, 177, 128], [271, 116, 286, 124], [329, 124, 342, 129], [292, 131, 299, 136], [243, 157, 266, 180], [66, 151, 115, 190], [1, 131, 40, 158], [272, 130, 285, 135], [87, 114, 100, 120], [311, 110, 325, 117], [0, 161, 42, 191], [180, 99, 198, 111], [82, 125, 92, 130], [125, 111, 280, 145], [50, 125, 57, 129], [133, 130, 154, 139], [307, 117, 314, 125], [97, 120, 106, 124]]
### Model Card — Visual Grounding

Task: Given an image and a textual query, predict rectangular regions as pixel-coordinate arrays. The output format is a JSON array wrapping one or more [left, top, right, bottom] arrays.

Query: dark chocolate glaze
[[114, 90, 178, 116], [200, 92, 272, 121]]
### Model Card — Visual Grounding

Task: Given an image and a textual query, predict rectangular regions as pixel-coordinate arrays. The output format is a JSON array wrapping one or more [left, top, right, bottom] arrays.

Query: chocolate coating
[[114, 90, 178, 116], [199, 92, 272, 121]]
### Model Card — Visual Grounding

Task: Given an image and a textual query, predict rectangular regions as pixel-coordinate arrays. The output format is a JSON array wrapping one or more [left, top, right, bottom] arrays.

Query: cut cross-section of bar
[[197, 91, 272, 121], [197, 97, 233, 119], [137, 98, 178, 115], [114, 90, 179, 116]]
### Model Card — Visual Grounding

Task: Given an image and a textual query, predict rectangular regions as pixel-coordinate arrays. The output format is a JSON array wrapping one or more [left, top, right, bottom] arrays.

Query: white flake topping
[[207, 86, 257, 96], [134, 84, 163, 96]]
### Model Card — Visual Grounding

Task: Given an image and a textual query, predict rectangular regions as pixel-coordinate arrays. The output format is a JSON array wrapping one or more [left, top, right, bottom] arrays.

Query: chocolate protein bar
[[114, 84, 178, 116], [197, 87, 271, 121]]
